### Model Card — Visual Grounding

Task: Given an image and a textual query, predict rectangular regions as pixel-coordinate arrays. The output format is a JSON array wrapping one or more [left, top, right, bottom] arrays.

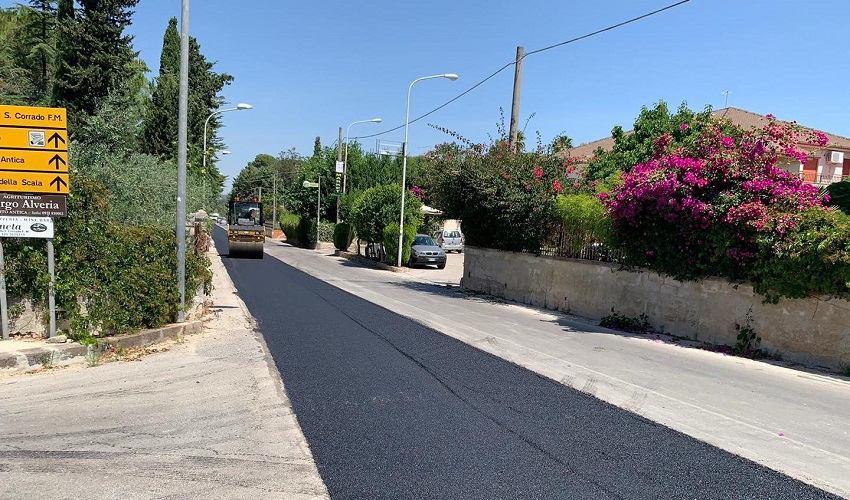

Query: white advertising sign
[[335, 160, 345, 173], [0, 216, 54, 238]]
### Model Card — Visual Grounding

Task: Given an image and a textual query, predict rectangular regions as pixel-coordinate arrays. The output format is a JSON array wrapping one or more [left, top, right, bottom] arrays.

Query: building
[[566, 107, 850, 186]]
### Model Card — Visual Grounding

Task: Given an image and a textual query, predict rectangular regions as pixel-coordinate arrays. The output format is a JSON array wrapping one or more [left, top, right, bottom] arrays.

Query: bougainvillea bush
[[424, 139, 576, 252], [600, 115, 850, 301]]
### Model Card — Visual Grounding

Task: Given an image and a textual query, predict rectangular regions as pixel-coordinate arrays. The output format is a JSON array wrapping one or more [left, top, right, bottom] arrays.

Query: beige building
[[566, 107, 850, 186]]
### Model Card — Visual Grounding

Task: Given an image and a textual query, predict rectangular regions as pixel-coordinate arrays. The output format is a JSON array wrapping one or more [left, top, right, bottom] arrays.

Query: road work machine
[[227, 197, 265, 258]]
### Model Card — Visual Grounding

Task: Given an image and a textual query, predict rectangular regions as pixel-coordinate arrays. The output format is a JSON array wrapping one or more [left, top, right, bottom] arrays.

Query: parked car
[[433, 229, 464, 253], [409, 234, 447, 269]]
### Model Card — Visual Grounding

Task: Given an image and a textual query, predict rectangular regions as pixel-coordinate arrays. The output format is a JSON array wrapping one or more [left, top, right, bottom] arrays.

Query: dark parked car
[[409, 234, 447, 269], [433, 229, 464, 253]]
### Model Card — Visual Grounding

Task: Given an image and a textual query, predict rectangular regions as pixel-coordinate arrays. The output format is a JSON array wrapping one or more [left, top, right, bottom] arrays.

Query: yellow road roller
[[227, 197, 265, 258]]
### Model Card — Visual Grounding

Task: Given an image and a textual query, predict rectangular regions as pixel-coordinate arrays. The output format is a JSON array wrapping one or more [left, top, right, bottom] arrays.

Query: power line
[[523, 0, 691, 57], [352, 0, 691, 142]]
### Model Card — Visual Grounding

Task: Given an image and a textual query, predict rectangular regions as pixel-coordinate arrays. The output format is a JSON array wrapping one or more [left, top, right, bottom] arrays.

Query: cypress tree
[[22, 0, 56, 102], [140, 16, 233, 174], [52, 0, 139, 130], [140, 17, 179, 158]]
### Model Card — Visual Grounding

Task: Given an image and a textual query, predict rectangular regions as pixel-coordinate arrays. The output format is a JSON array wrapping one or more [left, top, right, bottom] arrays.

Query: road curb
[[336, 250, 407, 273], [0, 321, 202, 373]]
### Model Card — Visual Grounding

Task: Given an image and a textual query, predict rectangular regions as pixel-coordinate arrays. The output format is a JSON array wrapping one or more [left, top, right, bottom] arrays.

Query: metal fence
[[539, 220, 626, 263]]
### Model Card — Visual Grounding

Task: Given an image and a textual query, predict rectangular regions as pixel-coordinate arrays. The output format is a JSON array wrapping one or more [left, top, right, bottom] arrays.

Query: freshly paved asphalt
[[213, 228, 837, 500]]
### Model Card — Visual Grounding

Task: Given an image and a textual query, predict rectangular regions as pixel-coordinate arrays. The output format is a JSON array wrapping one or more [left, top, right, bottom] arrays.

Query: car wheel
[[438, 263, 446, 269], [457, 249, 463, 254]]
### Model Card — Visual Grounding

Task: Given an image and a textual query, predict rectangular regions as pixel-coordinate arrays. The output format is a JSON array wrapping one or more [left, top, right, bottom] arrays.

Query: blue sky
[[6, 0, 850, 190]]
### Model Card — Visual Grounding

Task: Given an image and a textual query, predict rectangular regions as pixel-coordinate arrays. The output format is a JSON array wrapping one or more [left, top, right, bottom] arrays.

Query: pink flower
[[533, 167, 544, 179], [553, 179, 563, 193], [680, 123, 689, 131]]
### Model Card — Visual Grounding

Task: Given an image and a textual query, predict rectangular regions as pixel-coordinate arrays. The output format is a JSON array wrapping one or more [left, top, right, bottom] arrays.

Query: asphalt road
[[214, 228, 838, 500]]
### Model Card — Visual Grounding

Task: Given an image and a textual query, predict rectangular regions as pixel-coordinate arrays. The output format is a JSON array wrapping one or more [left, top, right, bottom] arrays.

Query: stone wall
[[461, 246, 850, 370]]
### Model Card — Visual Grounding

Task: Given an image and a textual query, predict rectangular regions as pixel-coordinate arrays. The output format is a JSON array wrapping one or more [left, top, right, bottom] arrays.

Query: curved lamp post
[[397, 74, 458, 267], [343, 118, 382, 196], [202, 149, 229, 211], [202, 103, 252, 208]]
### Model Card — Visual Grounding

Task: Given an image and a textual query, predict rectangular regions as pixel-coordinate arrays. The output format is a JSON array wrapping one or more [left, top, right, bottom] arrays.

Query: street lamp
[[343, 118, 382, 196], [303, 179, 320, 247], [202, 150, 229, 211], [397, 73, 458, 267], [202, 103, 252, 208]]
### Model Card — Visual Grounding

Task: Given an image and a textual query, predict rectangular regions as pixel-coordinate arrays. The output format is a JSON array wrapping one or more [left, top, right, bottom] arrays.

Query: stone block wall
[[461, 246, 850, 370]]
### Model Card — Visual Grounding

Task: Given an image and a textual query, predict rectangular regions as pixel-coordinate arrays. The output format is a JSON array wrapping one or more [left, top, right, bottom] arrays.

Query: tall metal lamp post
[[202, 103, 252, 209], [397, 73, 458, 267], [343, 117, 382, 196]]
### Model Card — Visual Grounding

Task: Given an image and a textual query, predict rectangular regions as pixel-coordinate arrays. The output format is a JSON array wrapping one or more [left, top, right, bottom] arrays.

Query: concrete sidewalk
[[264, 240, 850, 499], [0, 245, 330, 499]]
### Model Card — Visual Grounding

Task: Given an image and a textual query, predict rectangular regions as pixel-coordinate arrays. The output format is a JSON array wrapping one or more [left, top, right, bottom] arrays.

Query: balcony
[[799, 172, 849, 186]]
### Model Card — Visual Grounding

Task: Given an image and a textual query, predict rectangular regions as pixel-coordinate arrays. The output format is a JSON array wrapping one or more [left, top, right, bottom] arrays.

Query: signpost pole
[[47, 237, 56, 338], [0, 238, 8, 340]]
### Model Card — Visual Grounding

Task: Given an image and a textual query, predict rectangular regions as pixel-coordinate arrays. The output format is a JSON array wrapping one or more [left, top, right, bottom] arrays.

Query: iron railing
[[539, 220, 625, 263]]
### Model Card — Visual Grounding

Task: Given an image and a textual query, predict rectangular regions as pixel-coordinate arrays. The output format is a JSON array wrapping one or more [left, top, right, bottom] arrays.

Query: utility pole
[[509, 46, 524, 153]]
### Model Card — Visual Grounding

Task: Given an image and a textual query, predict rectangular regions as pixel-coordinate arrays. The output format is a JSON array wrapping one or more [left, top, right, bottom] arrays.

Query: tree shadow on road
[[385, 280, 850, 381]]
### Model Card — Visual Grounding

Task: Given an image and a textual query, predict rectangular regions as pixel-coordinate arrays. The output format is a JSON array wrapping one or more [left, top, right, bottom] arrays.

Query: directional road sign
[[0, 128, 67, 150], [0, 171, 69, 194], [0, 105, 70, 198], [0, 105, 67, 128], [0, 150, 68, 172]]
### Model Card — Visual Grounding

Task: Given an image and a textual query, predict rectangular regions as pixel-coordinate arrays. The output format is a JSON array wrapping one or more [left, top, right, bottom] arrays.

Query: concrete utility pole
[[509, 46, 524, 153], [175, 0, 190, 323]]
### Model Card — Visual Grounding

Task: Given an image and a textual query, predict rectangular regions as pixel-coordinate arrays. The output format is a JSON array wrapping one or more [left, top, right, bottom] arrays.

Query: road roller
[[227, 197, 265, 258]]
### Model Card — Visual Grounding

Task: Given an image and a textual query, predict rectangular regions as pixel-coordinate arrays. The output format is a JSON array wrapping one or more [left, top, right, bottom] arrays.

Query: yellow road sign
[[0, 150, 68, 173], [0, 105, 67, 129], [0, 171, 69, 194], [0, 127, 67, 150]]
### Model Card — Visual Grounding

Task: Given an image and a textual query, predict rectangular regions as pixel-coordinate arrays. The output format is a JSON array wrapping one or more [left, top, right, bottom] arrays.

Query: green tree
[[584, 101, 724, 182], [285, 146, 338, 221], [139, 17, 179, 159], [229, 150, 302, 221], [52, 0, 139, 132], [424, 139, 565, 253], [21, 0, 57, 103], [0, 7, 34, 104], [350, 183, 423, 244], [140, 17, 233, 176], [550, 133, 573, 154]]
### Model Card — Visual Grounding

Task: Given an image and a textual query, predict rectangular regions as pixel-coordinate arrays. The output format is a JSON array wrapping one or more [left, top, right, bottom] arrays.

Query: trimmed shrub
[[333, 223, 355, 251], [383, 222, 416, 266], [319, 221, 335, 242], [297, 216, 317, 248], [551, 193, 615, 257], [279, 211, 300, 241]]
